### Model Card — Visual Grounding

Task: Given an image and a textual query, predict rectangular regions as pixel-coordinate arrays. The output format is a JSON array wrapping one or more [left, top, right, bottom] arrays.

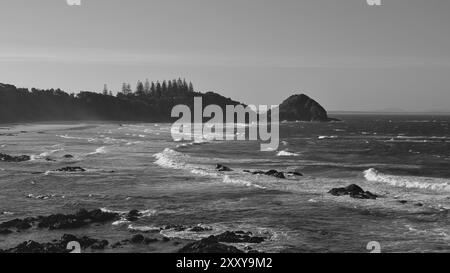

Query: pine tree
[[136, 80, 144, 96], [102, 84, 108, 95], [144, 79, 151, 95], [162, 80, 167, 95], [156, 81, 162, 97], [188, 82, 194, 92], [150, 82, 156, 96]]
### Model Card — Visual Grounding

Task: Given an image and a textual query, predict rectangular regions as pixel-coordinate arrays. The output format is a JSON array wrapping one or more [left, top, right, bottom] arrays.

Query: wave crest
[[364, 168, 450, 192]]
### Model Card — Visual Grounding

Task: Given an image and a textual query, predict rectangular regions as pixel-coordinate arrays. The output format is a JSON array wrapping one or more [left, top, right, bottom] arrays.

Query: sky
[[0, 0, 449, 112]]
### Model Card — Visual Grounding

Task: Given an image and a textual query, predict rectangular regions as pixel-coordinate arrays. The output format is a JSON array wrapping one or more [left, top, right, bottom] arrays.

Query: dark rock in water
[[54, 166, 86, 172], [0, 153, 31, 162], [63, 154, 74, 159], [163, 224, 188, 232], [178, 236, 243, 253], [398, 200, 408, 204], [244, 169, 286, 179], [131, 234, 145, 244], [189, 226, 213, 232], [125, 209, 141, 221], [415, 203, 424, 207], [1, 234, 109, 253], [328, 184, 378, 200], [212, 231, 265, 244], [144, 237, 158, 244], [265, 170, 286, 179], [216, 164, 232, 172], [274, 94, 339, 122], [0, 218, 33, 230], [0, 228, 13, 235], [0, 208, 119, 232], [244, 170, 265, 175]]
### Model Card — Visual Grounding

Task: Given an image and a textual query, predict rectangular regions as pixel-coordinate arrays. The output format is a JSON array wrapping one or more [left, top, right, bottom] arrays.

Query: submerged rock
[[286, 171, 303, 176], [328, 184, 378, 200], [54, 166, 86, 172], [216, 164, 232, 172], [212, 231, 265, 244], [0, 208, 119, 232], [244, 169, 287, 179], [0, 153, 31, 162], [63, 154, 74, 159], [178, 236, 243, 253], [0, 234, 109, 253]]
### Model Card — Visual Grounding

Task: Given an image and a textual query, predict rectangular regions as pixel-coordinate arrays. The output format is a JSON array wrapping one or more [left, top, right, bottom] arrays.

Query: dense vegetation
[[0, 79, 243, 123]]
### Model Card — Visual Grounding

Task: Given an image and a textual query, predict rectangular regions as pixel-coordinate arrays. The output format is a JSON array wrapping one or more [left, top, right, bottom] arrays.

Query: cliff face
[[277, 94, 337, 122]]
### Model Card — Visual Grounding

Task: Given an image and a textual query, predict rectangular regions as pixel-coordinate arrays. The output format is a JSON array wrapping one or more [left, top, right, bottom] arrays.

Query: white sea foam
[[364, 168, 450, 192], [223, 175, 266, 189], [276, 150, 299, 157], [30, 148, 64, 161], [318, 135, 338, 140], [88, 146, 107, 155]]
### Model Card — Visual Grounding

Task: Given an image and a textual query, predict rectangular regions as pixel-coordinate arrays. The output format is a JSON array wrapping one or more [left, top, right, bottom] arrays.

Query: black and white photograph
[[1, 0, 450, 261]]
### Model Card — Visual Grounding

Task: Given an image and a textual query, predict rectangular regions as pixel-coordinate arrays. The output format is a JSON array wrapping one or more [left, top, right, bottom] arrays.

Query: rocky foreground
[[0, 208, 268, 253]]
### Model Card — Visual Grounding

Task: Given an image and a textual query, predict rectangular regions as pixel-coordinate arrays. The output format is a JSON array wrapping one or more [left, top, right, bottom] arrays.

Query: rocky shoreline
[[0, 208, 269, 253]]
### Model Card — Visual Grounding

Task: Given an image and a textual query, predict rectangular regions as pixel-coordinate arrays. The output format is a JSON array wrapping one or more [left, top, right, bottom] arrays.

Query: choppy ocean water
[[1, 115, 450, 252]]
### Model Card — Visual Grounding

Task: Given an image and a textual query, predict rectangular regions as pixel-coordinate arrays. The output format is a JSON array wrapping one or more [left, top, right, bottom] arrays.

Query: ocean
[[1, 114, 449, 253]]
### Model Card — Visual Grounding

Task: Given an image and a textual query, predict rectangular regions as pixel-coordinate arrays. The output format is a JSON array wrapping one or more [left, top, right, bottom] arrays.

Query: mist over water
[[1, 115, 450, 252]]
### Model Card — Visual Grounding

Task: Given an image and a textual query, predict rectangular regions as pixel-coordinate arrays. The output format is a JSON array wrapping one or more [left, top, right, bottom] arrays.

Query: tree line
[[101, 78, 195, 97]]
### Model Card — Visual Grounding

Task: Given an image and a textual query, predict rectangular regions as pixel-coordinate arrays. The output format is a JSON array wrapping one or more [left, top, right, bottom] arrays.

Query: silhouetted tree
[[144, 79, 151, 95], [103, 84, 108, 95], [136, 80, 145, 96]]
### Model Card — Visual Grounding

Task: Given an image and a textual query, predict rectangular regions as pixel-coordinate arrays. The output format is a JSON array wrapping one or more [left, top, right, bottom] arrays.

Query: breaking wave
[[364, 168, 450, 192]]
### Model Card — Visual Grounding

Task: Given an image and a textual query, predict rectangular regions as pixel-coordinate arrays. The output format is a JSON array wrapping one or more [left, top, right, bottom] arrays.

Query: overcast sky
[[1, 0, 449, 111]]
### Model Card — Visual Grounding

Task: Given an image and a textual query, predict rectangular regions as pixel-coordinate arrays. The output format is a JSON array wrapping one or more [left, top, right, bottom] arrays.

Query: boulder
[[178, 236, 243, 253], [54, 166, 86, 172], [1, 234, 109, 253], [1, 208, 119, 232], [216, 164, 232, 172], [328, 184, 378, 200], [0, 153, 31, 162]]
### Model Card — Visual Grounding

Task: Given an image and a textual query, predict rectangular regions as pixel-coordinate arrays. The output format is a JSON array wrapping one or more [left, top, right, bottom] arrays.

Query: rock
[[63, 154, 74, 159], [287, 171, 303, 176], [212, 231, 265, 244], [415, 203, 424, 207], [244, 169, 286, 179], [131, 234, 145, 244], [398, 200, 408, 204], [54, 166, 86, 172], [178, 236, 244, 253], [0, 153, 31, 162], [216, 164, 232, 172], [1, 234, 109, 253], [125, 209, 141, 221], [189, 226, 213, 232], [163, 225, 187, 232], [143, 237, 158, 244], [328, 184, 378, 200], [0, 228, 13, 235], [0, 218, 33, 230], [265, 170, 286, 179], [273, 94, 339, 122], [0, 208, 119, 232]]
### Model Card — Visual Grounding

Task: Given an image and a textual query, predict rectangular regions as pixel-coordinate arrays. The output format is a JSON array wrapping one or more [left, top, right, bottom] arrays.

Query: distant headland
[[0, 81, 337, 123]]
